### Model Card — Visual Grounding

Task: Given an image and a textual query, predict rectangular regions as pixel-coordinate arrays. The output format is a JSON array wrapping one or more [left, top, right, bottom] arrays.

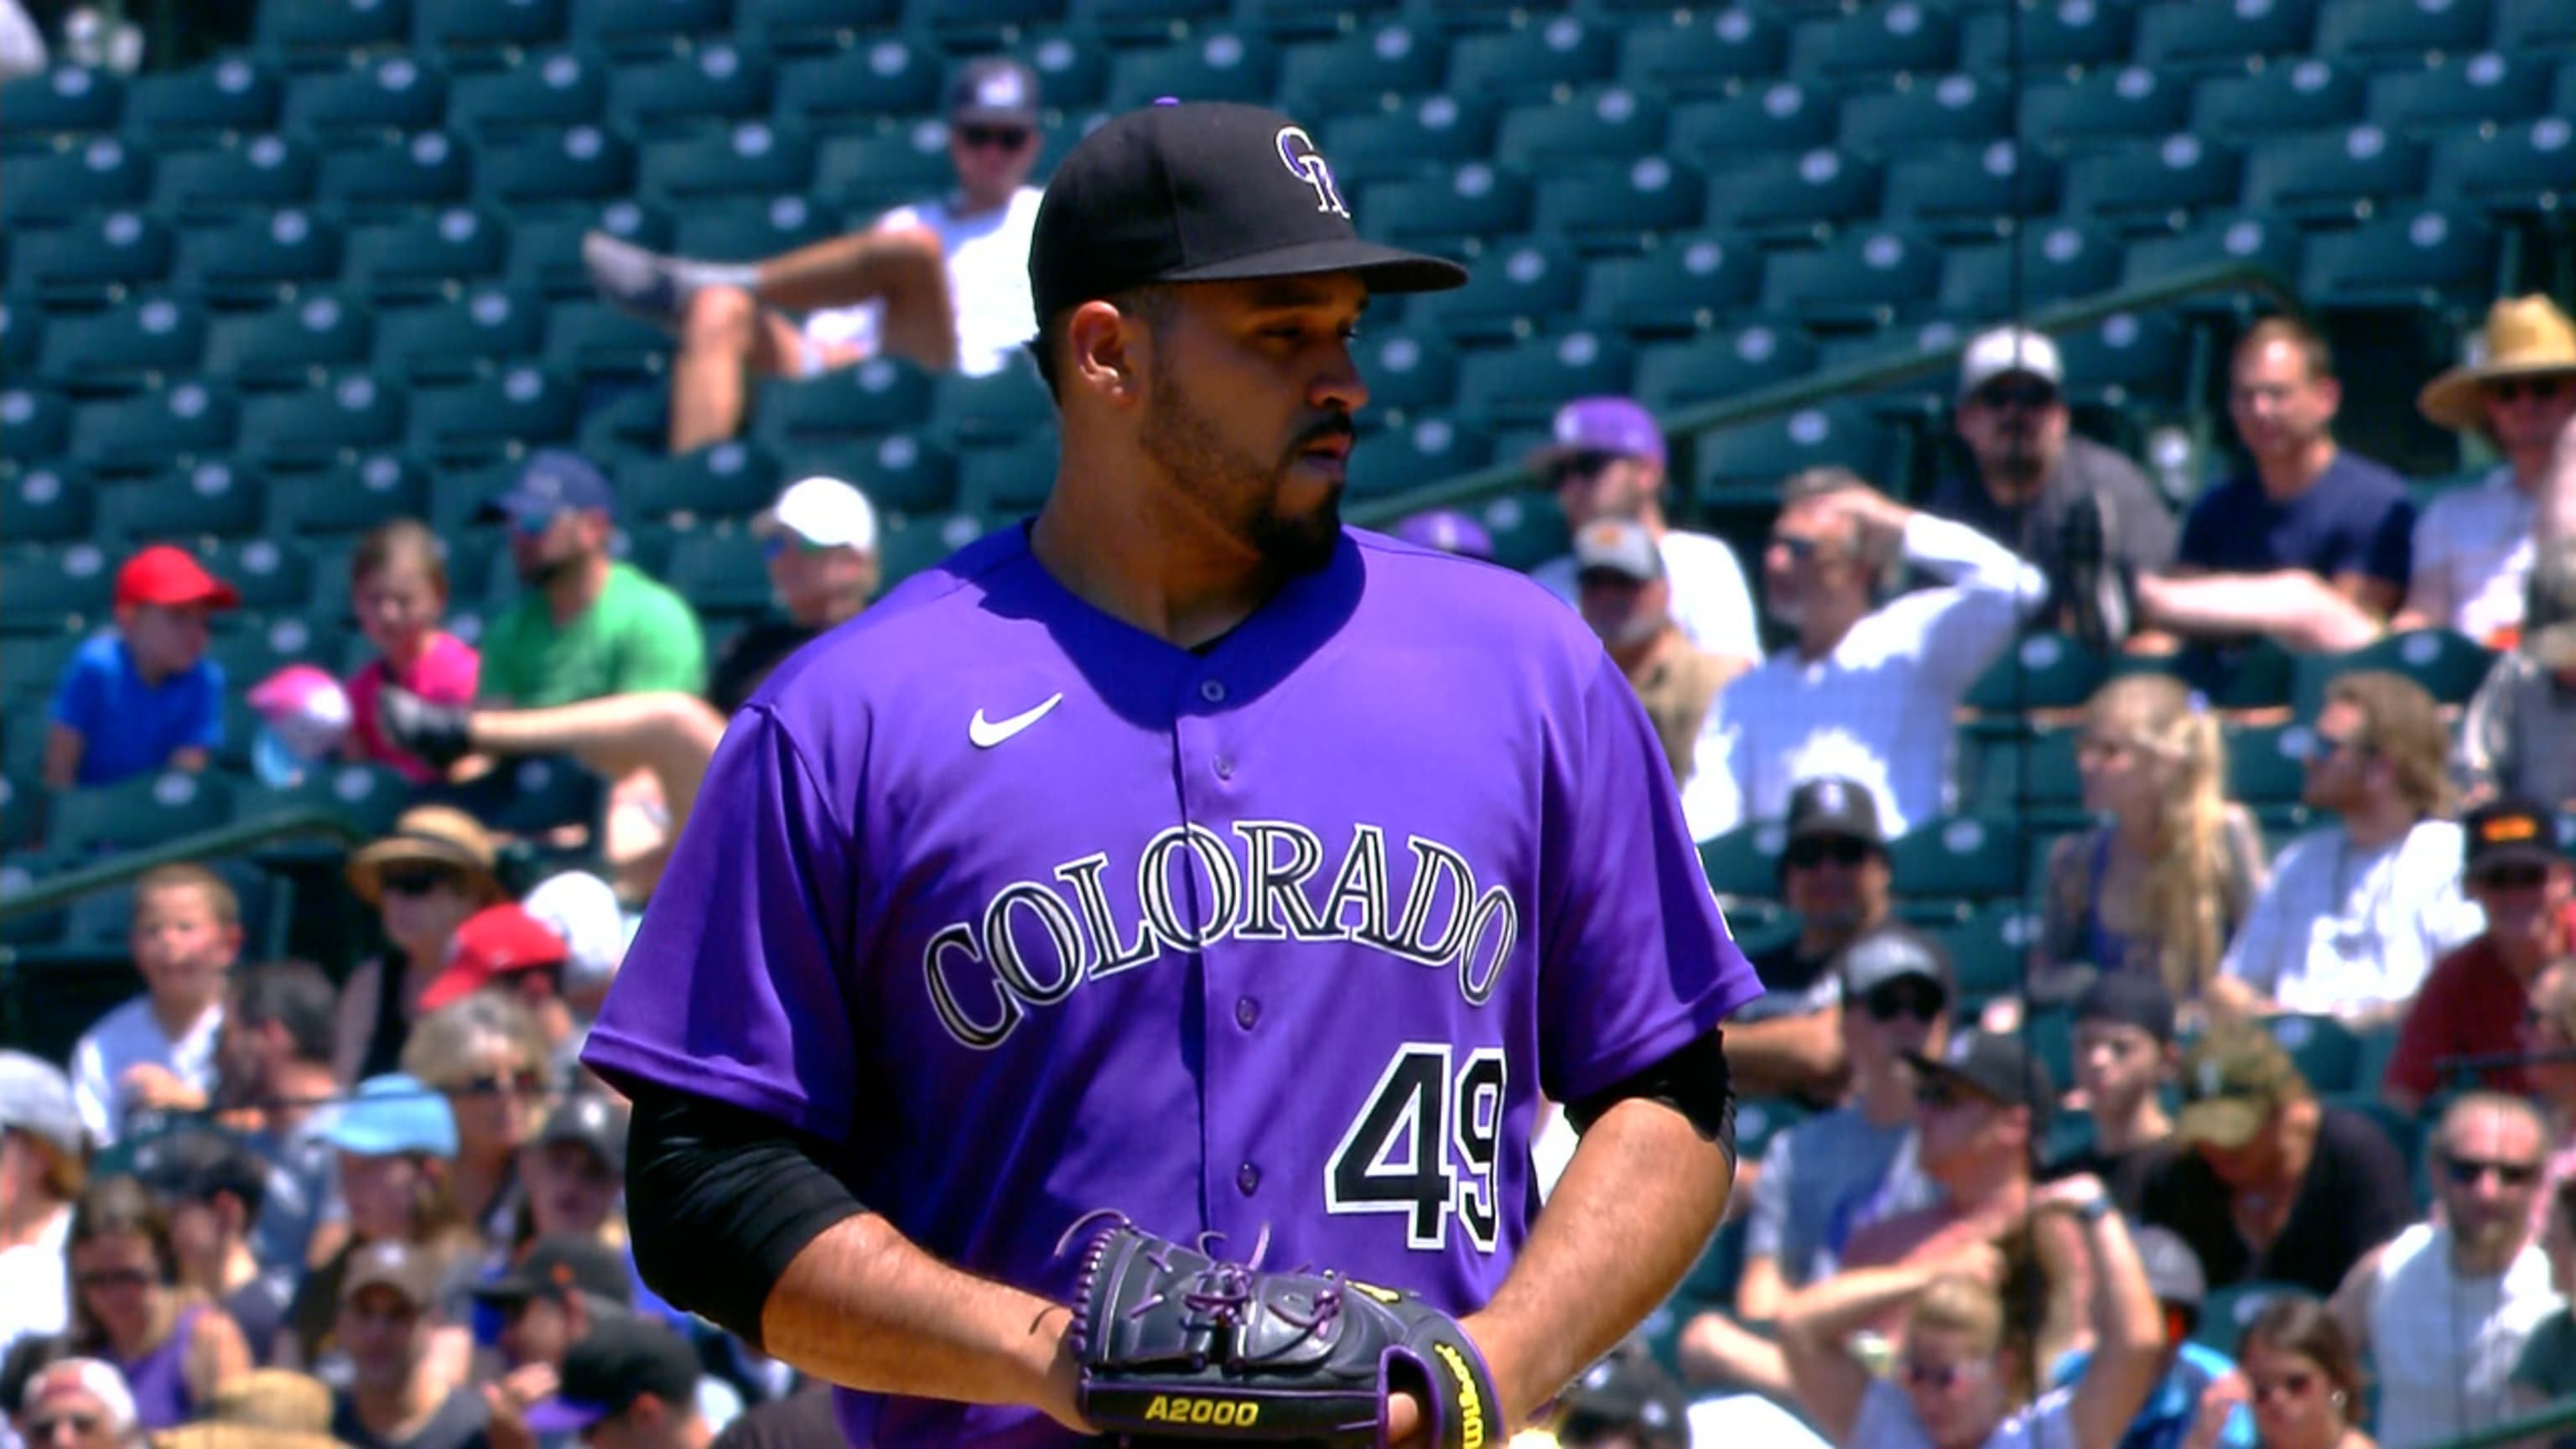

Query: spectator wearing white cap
[[379, 476, 883, 899], [1923, 326, 2176, 636], [14, 1358, 141, 1449], [0, 1053, 85, 1363]]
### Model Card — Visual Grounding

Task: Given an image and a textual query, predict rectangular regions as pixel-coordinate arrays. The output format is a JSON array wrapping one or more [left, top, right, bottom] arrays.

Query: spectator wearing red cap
[[43, 546, 239, 791], [420, 905, 576, 1060]]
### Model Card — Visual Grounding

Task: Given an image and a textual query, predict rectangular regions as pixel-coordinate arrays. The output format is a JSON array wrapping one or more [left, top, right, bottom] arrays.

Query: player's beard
[[1140, 362, 1345, 577]]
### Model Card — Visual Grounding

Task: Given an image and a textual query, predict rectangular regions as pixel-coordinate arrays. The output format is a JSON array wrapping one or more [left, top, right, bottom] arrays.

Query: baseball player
[[581, 100, 1763, 1448]]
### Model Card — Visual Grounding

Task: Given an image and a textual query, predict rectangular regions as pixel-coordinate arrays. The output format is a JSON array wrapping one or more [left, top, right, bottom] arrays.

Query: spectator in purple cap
[[1529, 397, 1763, 673], [474, 453, 705, 713], [1391, 509, 1493, 561], [584, 56, 1046, 454]]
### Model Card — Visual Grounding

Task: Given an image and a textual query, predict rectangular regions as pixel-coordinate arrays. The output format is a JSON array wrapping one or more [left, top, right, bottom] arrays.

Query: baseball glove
[[1060, 1213, 1503, 1447]]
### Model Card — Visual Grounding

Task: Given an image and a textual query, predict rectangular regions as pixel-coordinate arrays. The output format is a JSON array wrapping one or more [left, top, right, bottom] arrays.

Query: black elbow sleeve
[[622, 1079, 869, 1352], [1566, 1028, 1737, 1168]]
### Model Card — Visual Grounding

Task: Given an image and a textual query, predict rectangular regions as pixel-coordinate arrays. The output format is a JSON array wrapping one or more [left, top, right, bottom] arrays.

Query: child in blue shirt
[[45, 544, 239, 789]]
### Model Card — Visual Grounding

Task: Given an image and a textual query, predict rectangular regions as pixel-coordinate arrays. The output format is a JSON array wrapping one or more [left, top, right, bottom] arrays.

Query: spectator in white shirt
[[0, 1052, 83, 1363], [2459, 540, 2576, 811], [2215, 672, 2485, 1021], [2324, 1094, 2561, 1449], [2395, 295, 2576, 646], [1711, 468, 2048, 836], [70, 865, 239, 1147], [1530, 396, 1764, 669], [584, 58, 1046, 453], [1569, 517, 1748, 842]]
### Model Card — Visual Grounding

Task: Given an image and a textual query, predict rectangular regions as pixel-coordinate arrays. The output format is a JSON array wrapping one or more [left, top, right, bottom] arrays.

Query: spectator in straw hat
[[2397, 295, 2576, 646], [331, 810, 508, 1089]]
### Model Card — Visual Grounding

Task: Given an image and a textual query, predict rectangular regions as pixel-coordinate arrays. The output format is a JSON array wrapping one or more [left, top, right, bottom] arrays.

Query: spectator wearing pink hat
[[44, 546, 238, 792], [341, 521, 479, 785]]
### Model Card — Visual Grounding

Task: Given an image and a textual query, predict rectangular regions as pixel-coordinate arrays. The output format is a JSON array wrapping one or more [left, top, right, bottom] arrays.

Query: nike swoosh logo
[[969, 693, 1064, 749]]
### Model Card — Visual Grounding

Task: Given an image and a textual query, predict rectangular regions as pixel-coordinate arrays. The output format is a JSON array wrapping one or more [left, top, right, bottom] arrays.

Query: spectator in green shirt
[[475, 451, 705, 710]]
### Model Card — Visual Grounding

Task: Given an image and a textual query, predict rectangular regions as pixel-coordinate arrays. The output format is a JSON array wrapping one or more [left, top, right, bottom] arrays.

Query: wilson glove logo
[[1432, 1342, 1487, 1449]]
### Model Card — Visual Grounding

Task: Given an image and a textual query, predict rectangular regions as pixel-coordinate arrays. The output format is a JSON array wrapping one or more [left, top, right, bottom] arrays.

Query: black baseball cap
[[522, 1319, 700, 1436], [538, 1093, 627, 1177], [948, 57, 1038, 127], [1784, 776, 1886, 848], [473, 1234, 633, 1308], [1908, 1028, 2056, 1134], [2074, 973, 2177, 1045], [1027, 100, 1467, 326], [2464, 796, 2562, 877], [1836, 924, 1955, 1004]]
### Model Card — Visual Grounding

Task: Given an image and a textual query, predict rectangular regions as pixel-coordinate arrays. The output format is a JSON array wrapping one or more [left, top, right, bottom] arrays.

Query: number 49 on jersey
[[1326, 1044, 1506, 1252]]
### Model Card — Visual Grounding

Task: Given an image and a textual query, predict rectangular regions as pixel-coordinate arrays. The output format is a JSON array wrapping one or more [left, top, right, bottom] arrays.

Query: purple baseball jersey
[[582, 523, 1762, 1448]]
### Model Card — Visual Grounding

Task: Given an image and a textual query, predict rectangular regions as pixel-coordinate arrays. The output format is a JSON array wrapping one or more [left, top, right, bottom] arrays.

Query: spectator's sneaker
[[581, 232, 749, 330], [377, 684, 474, 770], [2059, 491, 2137, 653]]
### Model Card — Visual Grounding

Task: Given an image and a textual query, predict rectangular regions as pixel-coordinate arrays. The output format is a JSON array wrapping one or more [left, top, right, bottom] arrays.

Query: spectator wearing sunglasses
[[473, 454, 704, 714], [1728, 778, 1897, 1102], [1528, 397, 1764, 670], [2459, 540, 2576, 813], [2137, 1026, 2411, 1299], [2050, 975, 2182, 1218], [2058, 317, 2412, 662], [13, 1359, 140, 1449], [335, 809, 510, 1089], [1922, 326, 2176, 639], [63, 1177, 249, 1431], [2050, 1227, 2257, 1449], [2383, 798, 2576, 1114], [2213, 1298, 2372, 1449], [583, 57, 1046, 454], [401, 996, 557, 1250], [2324, 1094, 2558, 1449], [2395, 295, 2576, 646]]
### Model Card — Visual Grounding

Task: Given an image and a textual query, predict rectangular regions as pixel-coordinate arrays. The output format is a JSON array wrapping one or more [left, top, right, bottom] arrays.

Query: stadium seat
[[1698, 820, 1787, 901], [407, 366, 582, 464], [873, 508, 976, 585], [1346, 418, 1494, 499], [1692, 402, 1896, 504], [672, 192, 839, 262], [1320, 96, 1500, 188], [2291, 628, 2496, 715], [1357, 164, 1534, 257], [0, 461, 95, 544], [1472, 491, 1566, 573], [2054, 310, 2194, 408], [2136, 0, 2321, 74], [1348, 330, 1461, 418], [265, 453, 430, 537], [1789, 3, 1961, 81], [1530, 158, 1706, 251], [2300, 206, 2495, 308], [198, 536, 318, 614], [1064, 0, 1228, 44], [543, 300, 669, 382], [4, 138, 154, 226], [2064, 134, 2245, 226], [1613, 10, 1789, 97], [237, 374, 408, 469], [2243, 124, 2430, 220], [48, 771, 236, 857], [1965, 631, 2111, 714], [34, 297, 207, 391], [1837, 74, 2012, 158], [1009, 29, 1109, 112], [790, 431, 957, 520], [414, 0, 571, 57], [2018, 66, 2194, 150], [1495, 86, 1669, 171], [205, 609, 324, 686], [2497, 0, 2576, 48], [2119, 212, 2304, 290], [1700, 148, 1883, 240], [569, 0, 731, 59], [10, 210, 176, 304], [256, 0, 414, 65], [70, 382, 237, 471], [928, 361, 1053, 449], [750, 356, 936, 452], [731, 0, 900, 54], [478, 125, 640, 207], [279, 55, 449, 138], [644, 118, 816, 203], [1959, 2, 2139, 72], [813, 125, 956, 216], [149, 134, 319, 223], [2193, 58, 2367, 143], [2223, 721, 2316, 806], [616, 439, 779, 522], [1452, 329, 1633, 431], [574, 381, 670, 458], [1933, 901, 2044, 1006], [0, 387, 71, 465], [203, 293, 375, 390], [1764, 225, 1942, 331], [1580, 234, 1766, 338], [664, 528, 776, 614], [0, 541, 115, 632], [1968, 724, 2087, 821], [0, 299, 32, 379], [606, 42, 774, 136], [229, 761, 413, 838], [1633, 321, 1820, 413], [422, 754, 604, 840], [771, 39, 947, 130], [1935, 221, 2127, 320], [173, 209, 345, 309], [448, 49, 608, 136], [315, 130, 475, 213], [1102, 29, 1279, 111], [953, 432, 1062, 517], [343, 207, 512, 307], [1667, 83, 1838, 168], [1275, 22, 1448, 116], [1444, 16, 1619, 101], [1407, 238, 1583, 346], [123, 57, 284, 139], [371, 288, 549, 386], [2314, 0, 2493, 62], [2367, 53, 2555, 132], [1883, 143, 2064, 240], [2429, 119, 2576, 213], [2266, 1013, 2364, 1093], [1, 65, 125, 137], [1890, 814, 2028, 901]]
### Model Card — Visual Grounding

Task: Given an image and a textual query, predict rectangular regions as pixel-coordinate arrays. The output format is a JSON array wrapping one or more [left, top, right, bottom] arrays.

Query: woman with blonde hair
[[2033, 674, 2268, 1010], [400, 994, 554, 1245]]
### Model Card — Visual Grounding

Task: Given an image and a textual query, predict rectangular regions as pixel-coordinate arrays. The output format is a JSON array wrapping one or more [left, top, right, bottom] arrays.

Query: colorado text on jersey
[[922, 821, 1519, 1049]]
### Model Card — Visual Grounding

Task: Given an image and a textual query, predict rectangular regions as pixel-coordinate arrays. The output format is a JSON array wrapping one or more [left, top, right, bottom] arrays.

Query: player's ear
[[1065, 299, 1144, 405]]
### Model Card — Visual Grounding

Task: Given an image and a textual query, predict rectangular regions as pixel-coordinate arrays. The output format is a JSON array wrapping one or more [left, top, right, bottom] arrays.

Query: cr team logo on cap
[[1275, 126, 1348, 219]]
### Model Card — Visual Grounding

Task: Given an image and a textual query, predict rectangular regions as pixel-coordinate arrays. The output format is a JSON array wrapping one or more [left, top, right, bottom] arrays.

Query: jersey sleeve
[[579, 705, 867, 1140], [1535, 650, 1764, 1105]]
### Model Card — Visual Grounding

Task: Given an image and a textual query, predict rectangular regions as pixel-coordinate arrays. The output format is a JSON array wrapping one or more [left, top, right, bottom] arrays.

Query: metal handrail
[[1345, 260, 2300, 529], [0, 807, 369, 922]]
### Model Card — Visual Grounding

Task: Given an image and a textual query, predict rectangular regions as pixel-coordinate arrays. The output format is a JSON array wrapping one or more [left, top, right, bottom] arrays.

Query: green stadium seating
[[575, 382, 671, 457], [1405, 236, 1584, 346], [1700, 148, 1883, 240], [1633, 322, 1820, 413], [12, 210, 178, 304], [2429, 119, 2576, 213], [415, 0, 570, 57], [71, 381, 238, 471], [0, 387, 72, 465], [2063, 135, 2246, 226], [543, 300, 670, 382], [1066, 0, 1228, 44], [316, 131, 475, 213], [229, 761, 413, 838], [672, 193, 840, 262], [1358, 164, 1532, 257], [2499, 0, 2576, 48], [2137, 0, 2321, 75], [871, 507, 979, 589], [174, 209, 345, 308], [1960, 3, 2139, 71], [1103, 29, 1280, 111], [925, 361, 1052, 450], [1932, 901, 2044, 1006], [370, 288, 548, 386], [1968, 724, 2087, 821], [343, 207, 512, 306], [124, 57, 284, 139], [2121, 212, 2304, 290], [639, 119, 815, 200], [618, 439, 780, 522], [265, 453, 430, 537], [49, 771, 236, 857], [664, 528, 776, 613], [1614, 12, 1790, 98], [2367, 54, 2555, 133], [1699, 820, 1787, 900], [479, 125, 640, 207], [257, 0, 414, 66], [449, 51, 610, 139], [2315, 0, 2493, 62], [2300, 206, 2495, 308], [1530, 158, 1706, 250], [279, 55, 450, 138], [748, 356, 935, 454], [785, 431, 958, 520], [1580, 234, 1765, 339], [1275, 23, 1447, 116], [814, 125, 957, 214], [1353, 330, 1462, 418], [569, 0, 732, 60], [1789, 4, 1961, 82], [2291, 628, 2496, 716], [0, 299, 36, 379], [203, 293, 375, 390], [2018, 66, 2194, 149], [35, 297, 207, 391], [2223, 721, 2316, 806], [150, 135, 319, 222], [1839, 75, 2014, 158], [1765, 225, 1943, 331], [2244, 124, 2431, 221], [237, 373, 408, 469], [1346, 418, 1493, 499], [772, 39, 947, 129], [1672, 78, 1846, 169], [407, 366, 582, 464], [199, 537, 318, 612], [0, 461, 94, 544], [1322, 96, 1500, 188], [507, 204, 670, 299], [2193, 58, 2366, 143], [1445, 16, 1619, 100], [731, 0, 901, 55], [1453, 329, 1633, 431], [4, 138, 153, 226], [1, 66, 125, 137], [2266, 1013, 2363, 1094], [1887, 143, 2064, 241], [95, 461, 267, 543], [609, 44, 775, 136], [1494, 86, 1667, 171], [1692, 402, 1896, 502], [953, 433, 1061, 517], [1888, 814, 2028, 901], [1936, 221, 2127, 320], [0, 542, 115, 632], [1008, 29, 1108, 112]]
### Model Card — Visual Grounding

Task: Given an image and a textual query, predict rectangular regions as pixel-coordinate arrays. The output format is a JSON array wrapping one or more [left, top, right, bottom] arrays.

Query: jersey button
[[1213, 755, 1234, 780], [1199, 679, 1227, 704], [1236, 1161, 1261, 1195], [1233, 995, 1259, 1030]]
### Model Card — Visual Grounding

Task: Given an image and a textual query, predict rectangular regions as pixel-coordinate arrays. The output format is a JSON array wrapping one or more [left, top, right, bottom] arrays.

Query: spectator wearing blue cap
[[1528, 397, 1764, 673], [473, 451, 705, 713], [280, 1077, 465, 1374]]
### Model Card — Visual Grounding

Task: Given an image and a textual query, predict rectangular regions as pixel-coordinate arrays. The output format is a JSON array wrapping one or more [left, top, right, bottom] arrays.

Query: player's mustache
[[1292, 416, 1358, 452]]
